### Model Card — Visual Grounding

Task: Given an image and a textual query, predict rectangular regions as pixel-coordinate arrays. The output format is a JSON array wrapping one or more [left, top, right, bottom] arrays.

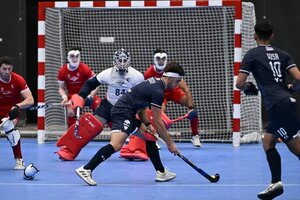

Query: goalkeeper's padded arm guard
[[243, 82, 258, 96], [78, 77, 100, 99]]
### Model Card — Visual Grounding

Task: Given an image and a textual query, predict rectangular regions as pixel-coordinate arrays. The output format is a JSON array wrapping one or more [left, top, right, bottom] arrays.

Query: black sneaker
[[257, 181, 284, 199]]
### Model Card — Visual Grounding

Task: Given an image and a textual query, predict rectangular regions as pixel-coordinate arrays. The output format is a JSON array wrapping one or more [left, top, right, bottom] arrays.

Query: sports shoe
[[191, 135, 201, 147], [14, 158, 25, 170], [257, 181, 284, 199], [155, 168, 176, 182], [156, 141, 161, 150], [75, 166, 97, 186]]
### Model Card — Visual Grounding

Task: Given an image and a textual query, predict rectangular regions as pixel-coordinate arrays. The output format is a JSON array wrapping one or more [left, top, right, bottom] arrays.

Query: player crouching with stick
[[0, 56, 34, 169], [75, 61, 184, 186]]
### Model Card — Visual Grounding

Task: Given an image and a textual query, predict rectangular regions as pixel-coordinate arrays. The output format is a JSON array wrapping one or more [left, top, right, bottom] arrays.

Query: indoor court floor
[[0, 138, 299, 200]]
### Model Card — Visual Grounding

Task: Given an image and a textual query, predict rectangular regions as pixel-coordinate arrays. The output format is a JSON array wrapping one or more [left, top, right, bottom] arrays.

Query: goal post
[[37, 0, 261, 145]]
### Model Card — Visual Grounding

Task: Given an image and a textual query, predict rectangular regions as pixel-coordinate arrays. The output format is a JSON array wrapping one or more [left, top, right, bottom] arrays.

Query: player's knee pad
[[56, 113, 104, 159], [6, 129, 21, 147], [2, 118, 15, 132]]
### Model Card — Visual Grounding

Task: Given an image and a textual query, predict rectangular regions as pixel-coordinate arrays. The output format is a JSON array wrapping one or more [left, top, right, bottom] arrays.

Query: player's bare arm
[[178, 79, 194, 109], [19, 89, 34, 108], [151, 105, 179, 154]]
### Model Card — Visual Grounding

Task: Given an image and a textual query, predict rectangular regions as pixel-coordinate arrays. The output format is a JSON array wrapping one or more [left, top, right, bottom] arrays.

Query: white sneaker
[[14, 158, 25, 170], [155, 169, 176, 182], [156, 141, 161, 150], [75, 166, 97, 186], [191, 135, 201, 147], [257, 181, 284, 199]]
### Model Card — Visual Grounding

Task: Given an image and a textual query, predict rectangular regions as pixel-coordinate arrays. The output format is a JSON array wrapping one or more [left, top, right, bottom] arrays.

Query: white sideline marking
[[0, 183, 299, 187]]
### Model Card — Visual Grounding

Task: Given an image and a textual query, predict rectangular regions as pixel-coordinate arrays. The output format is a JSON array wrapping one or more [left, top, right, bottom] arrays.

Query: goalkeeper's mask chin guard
[[23, 163, 39, 180]]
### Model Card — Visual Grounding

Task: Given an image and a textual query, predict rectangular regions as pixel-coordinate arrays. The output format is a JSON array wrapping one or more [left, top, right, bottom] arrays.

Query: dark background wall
[[1, 0, 300, 124]]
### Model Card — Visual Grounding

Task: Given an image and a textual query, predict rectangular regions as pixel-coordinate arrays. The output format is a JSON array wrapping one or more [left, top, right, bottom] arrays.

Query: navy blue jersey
[[240, 45, 296, 110], [112, 77, 165, 113]]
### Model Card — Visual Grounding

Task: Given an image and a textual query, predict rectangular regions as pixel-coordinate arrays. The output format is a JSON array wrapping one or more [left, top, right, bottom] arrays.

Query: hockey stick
[[176, 154, 220, 183], [28, 103, 67, 110], [165, 109, 198, 127], [152, 133, 220, 183], [74, 107, 82, 139]]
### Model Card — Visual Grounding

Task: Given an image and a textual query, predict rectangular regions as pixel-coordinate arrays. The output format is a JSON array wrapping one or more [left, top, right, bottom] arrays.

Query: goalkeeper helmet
[[23, 163, 39, 180], [153, 49, 168, 72], [113, 49, 131, 72], [67, 48, 81, 70]]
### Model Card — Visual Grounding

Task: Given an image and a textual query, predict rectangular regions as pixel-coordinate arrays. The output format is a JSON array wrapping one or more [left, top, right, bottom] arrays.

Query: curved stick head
[[210, 173, 220, 183]]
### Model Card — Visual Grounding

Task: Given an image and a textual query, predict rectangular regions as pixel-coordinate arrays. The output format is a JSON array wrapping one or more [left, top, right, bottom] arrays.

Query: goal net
[[40, 1, 261, 143]]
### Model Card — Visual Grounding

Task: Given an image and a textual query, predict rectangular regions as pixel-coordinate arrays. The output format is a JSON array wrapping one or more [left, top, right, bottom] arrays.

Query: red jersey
[[144, 64, 185, 104], [57, 62, 95, 98], [0, 72, 29, 114], [143, 65, 164, 80]]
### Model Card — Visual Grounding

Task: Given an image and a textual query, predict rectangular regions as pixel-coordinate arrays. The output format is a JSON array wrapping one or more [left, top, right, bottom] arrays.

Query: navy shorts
[[110, 106, 141, 135], [94, 98, 113, 122], [266, 97, 300, 142]]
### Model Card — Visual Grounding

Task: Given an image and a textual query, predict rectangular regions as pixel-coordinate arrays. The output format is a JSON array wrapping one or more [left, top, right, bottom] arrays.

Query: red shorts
[[163, 86, 185, 104]]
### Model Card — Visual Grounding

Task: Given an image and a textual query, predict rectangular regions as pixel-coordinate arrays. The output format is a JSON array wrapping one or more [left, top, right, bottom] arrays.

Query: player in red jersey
[[0, 56, 34, 169], [147, 49, 200, 146], [57, 48, 100, 127]]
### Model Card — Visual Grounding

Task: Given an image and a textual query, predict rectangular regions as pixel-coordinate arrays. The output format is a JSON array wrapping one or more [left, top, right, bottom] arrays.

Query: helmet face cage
[[113, 49, 131, 71]]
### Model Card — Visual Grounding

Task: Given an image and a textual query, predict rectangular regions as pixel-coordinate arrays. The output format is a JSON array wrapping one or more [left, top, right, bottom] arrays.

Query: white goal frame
[[37, 0, 254, 145]]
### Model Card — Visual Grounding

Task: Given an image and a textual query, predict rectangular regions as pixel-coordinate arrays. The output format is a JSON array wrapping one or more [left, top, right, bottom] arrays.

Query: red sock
[[12, 141, 22, 158], [190, 116, 199, 136]]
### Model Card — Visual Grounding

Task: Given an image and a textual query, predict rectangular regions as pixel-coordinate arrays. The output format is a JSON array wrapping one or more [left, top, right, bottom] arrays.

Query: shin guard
[[56, 113, 103, 160]]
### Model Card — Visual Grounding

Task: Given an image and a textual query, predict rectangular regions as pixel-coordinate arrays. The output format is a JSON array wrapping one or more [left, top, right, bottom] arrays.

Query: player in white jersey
[[55, 49, 144, 161]]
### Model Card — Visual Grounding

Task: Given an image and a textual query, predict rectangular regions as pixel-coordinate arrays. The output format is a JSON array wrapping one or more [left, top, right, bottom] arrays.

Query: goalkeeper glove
[[244, 82, 258, 96]]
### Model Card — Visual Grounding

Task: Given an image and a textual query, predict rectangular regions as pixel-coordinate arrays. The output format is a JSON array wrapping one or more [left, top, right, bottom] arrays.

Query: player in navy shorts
[[236, 20, 300, 199]]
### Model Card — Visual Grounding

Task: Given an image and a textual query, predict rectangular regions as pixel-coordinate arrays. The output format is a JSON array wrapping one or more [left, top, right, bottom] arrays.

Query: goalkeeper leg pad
[[120, 135, 148, 161], [56, 113, 103, 160]]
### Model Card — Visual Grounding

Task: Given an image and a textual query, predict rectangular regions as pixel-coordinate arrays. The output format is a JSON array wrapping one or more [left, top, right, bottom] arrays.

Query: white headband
[[163, 72, 182, 78]]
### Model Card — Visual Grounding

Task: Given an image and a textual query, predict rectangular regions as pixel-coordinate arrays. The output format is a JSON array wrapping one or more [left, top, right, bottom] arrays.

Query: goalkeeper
[[236, 20, 300, 200], [0, 56, 34, 170]]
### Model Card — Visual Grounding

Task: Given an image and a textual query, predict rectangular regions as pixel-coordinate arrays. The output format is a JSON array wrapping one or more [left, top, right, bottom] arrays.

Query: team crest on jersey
[[123, 120, 130, 130], [69, 76, 79, 82], [2, 91, 11, 95]]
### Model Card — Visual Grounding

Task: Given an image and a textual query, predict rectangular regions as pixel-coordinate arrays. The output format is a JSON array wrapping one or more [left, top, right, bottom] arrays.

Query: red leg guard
[[56, 113, 103, 160], [120, 135, 148, 161]]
